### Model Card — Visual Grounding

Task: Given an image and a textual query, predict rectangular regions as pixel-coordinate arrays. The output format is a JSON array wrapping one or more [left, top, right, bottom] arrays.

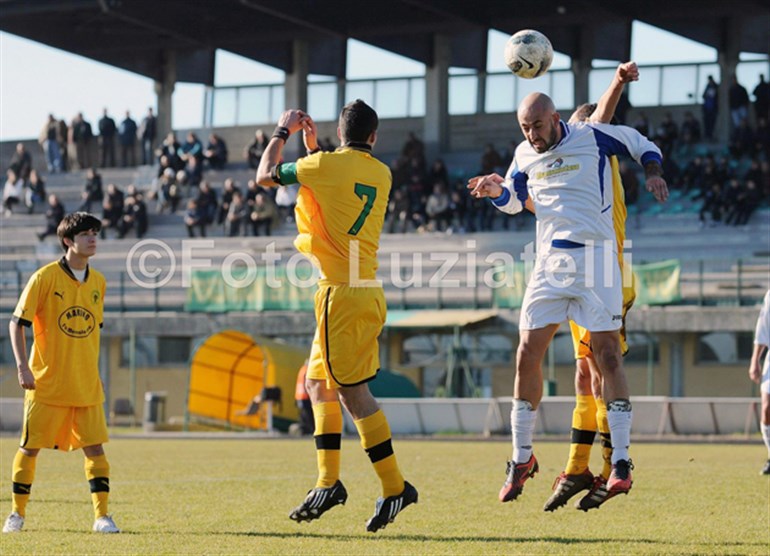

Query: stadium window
[[408, 78, 426, 117], [448, 75, 478, 115], [212, 89, 237, 127], [237, 87, 272, 125], [375, 79, 410, 118], [485, 74, 515, 114], [624, 333, 660, 364], [661, 65, 698, 105], [157, 337, 192, 364], [120, 336, 159, 367], [345, 81, 374, 107], [307, 82, 338, 122], [695, 332, 754, 364]]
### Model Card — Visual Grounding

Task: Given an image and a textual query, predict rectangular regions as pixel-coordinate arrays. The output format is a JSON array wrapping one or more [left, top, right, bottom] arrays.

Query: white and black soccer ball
[[504, 29, 554, 79]]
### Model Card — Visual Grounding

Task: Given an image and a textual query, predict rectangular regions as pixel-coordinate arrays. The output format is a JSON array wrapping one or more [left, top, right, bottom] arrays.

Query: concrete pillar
[[285, 39, 309, 112], [571, 25, 593, 107], [424, 34, 450, 160], [717, 17, 741, 143], [668, 333, 684, 397], [154, 50, 176, 138]]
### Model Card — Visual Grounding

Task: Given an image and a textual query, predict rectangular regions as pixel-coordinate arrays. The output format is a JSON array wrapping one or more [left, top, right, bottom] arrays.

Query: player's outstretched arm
[[467, 173, 504, 199], [749, 344, 767, 384], [644, 160, 669, 203], [590, 61, 638, 124], [256, 109, 308, 186], [9, 320, 34, 390]]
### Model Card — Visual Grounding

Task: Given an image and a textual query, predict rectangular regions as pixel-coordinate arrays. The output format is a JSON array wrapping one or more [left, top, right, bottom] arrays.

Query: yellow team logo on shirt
[[58, 306, 96, 338]]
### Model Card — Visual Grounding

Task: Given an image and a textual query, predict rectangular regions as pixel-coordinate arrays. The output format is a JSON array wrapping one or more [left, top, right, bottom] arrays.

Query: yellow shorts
[[571, 280, 636, 359], [307, 281, 386, 389], [20, 396, 109, 451]]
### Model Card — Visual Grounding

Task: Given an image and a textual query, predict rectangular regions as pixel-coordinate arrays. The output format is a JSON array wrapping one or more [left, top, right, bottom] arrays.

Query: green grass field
[[1, 437, 768, 555]]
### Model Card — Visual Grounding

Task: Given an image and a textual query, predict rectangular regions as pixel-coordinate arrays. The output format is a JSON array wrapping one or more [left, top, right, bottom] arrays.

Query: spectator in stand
[[761, 161, 770, 201], [448, 183, 468, 233], [319, 137, 336, 152], [245, 130, 268, 169], [730, 118, 755, 158], [682, 156, 705, 193], [217, 178, 239, 226], [721, 179, 744, 224], [225, 190, 247, 237], [402, 132, 425, 170], [9, 143, 32, 181], [386, 187, 410, 234], [480, 143, 503, 175], [79, 168, 103, 212], [245, 179, 260, 208], [178, 132, 203, 167], [36, 194, 65, 241], [157, 132, 183, 171], [753, 74, 770, 122], [203, 133, 228, 170], [196, 181, 218, 226], [139, 107, 157, 165], [157, 155, 175, 180], [702, 75, 719, 141], [117, 194, 148, 239], [100, 183, 125, 238], [57, 118, 69, 172], [25, 170, 46, 214], [754, 117, 770, 159], [680, 111, 702, 145], [38, 115, 62, 173], [428, 159, 449, 188], [654, 112, 678, 160], [631, 111, 650, 137], [619, 161, 640, 207], [98, 108, 117, 168], [250, 191, 277, 236], [425, 183, 452, 232], [406, 174, 427, 229], [3, 169, 23, 216], [275, 183, 298, 225], [184, 198, 207, 237], [746, 159, 763, 189], [177, 156, 202, 198], [155, 168, 180, 214], [390, 158, 408, 191], [698, 182, 724, 227], [69, 112, 93, 170], [118, 111, 137, 167], [729, 75, 750, 131], [726, 180, 760, 226]]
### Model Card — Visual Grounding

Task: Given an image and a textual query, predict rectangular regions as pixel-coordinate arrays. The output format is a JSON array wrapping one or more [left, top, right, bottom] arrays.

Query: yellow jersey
[[275, 145, 391, 283], [12, 258, 106, 407]]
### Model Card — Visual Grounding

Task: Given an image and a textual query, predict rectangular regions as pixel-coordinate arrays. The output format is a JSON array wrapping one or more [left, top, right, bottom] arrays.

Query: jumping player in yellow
[[4, 212, 119, 534], [256, 100, 417, 532], [544, 62, 639, 512]]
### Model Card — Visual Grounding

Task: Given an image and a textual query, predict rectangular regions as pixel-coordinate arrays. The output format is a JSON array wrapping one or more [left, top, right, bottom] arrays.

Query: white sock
[[762, 424, 770, 458], [511, 399, 537, 463], [607, 400, 633, 464]]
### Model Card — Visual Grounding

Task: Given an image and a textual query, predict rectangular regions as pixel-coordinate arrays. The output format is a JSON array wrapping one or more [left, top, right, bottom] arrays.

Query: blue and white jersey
[[492, 121, 661, 250]]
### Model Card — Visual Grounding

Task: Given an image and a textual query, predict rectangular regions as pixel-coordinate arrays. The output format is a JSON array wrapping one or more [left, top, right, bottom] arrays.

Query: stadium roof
[[1, 0, 768, 85]]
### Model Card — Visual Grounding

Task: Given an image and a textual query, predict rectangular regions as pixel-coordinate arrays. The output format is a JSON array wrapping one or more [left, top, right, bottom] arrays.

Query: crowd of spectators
[[4, 73, 770, 241]]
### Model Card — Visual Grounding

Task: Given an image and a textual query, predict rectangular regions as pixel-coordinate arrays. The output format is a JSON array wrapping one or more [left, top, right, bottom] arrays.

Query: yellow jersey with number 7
[[274, 145, 391, 283]]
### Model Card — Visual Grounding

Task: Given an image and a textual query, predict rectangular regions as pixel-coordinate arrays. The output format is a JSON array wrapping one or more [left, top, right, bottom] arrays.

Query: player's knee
[[516, 341, 544, 369], [594, 345, 622, 376]]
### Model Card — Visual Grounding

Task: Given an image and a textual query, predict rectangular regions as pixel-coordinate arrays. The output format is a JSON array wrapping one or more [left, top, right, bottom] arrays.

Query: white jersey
[[756, 290, 770, 393], [492, 121, 661, 250]]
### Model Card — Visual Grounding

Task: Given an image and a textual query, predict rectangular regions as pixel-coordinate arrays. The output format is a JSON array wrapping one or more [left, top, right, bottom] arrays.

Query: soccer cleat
[[365, 481, 418, 533], [2, 512, 24, 533], [761, 459, 770, 475], [93, 515, 120, 533], [607, 459, 634, 494], [289, 480, 348, 523], [499, 454, 539, 502], [576, 476, 617, 511], [542, 469, 594, 512]]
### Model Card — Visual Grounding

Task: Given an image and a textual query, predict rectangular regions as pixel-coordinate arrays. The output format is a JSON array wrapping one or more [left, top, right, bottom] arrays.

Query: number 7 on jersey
[[347, 183, 377, 235]]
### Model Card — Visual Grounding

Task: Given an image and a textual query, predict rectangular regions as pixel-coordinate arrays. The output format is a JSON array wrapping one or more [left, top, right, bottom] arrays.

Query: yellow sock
[[12, 451, 36, 517], [84, 454, 110, 519], [313, 402, 343, 489], [596, 399, 612, 480], [354, 410, 404, 497], [564, 395, 598, 475]]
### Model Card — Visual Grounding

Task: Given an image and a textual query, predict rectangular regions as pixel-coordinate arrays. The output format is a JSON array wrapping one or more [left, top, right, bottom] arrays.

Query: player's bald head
[[518, 93, 555, 119]]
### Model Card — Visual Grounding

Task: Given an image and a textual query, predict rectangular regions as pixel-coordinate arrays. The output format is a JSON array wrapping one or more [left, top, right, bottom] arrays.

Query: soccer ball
[[504, 29, 553, 79]]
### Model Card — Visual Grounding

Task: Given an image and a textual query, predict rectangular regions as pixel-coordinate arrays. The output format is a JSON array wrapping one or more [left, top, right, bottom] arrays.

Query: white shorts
[[520, 244, 622, 332]]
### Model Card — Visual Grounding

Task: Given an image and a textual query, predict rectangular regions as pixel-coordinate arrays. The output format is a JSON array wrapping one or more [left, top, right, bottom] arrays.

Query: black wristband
[[272, 126, 290, 143], [307, 147, 321, 155]]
